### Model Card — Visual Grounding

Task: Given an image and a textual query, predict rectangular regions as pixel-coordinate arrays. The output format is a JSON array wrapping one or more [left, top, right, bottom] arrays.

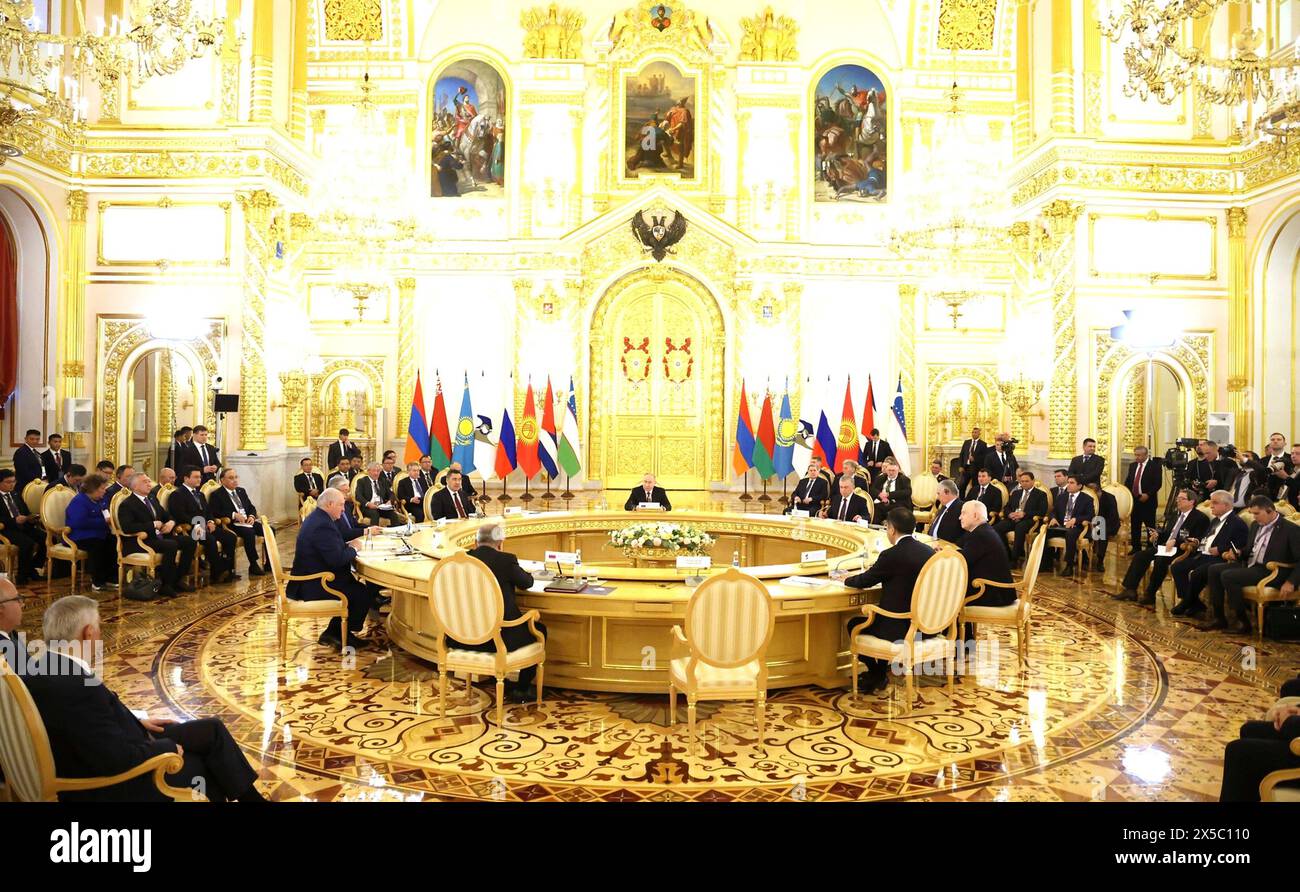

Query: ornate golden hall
[[0, 0, 1299, 816]]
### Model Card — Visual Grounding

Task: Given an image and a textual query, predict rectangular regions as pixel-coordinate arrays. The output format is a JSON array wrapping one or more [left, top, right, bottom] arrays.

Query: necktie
[[1067, 494, 1076, 517], [1250, 522, 1276, 567], [887, 478, 894, 493], [1168, 512, 1188, 545], [979, 485, 986, 499], [3, 493, 14, 515], [1201, 517, 1222, 554], [453, 492, 465, 518], [933, 504, 945, 531], [230, 489, 244, 514], [143, 496, 155, 519], [1132, 462, 1143, 494], [839, 497, 848, 521], [54, 452, 61, 469], [33, 447, 45, 478], [645, 488, 652, 501], [200, 444, 208, 465]]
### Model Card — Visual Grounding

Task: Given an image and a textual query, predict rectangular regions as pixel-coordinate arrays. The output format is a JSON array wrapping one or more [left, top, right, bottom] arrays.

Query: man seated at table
[[294, 457, 324, 504], [1040, 474, 1094, 575], [993, 471, 1049, 564], [290, 489, 380, 651], [786, 461, 828, 516], [18, 595, 262, 801], [416, 455, 438, 491], [439, 461, 477, 500], [841, 506, 934, 694], [328, 479, 379, 543], [1111, 487, 1208, 607], [353, 462, 398, 527], [395, 461, 427, 523], [429, 469, 477, 521], [822, 474, 869, 523], [456, 522, 547, 703], [834, 459, 871, 497], [926, 479, 964, 543], [959, 500, 1014, 607], [868, 458, 911, 524], [625, 473, 671, 511]]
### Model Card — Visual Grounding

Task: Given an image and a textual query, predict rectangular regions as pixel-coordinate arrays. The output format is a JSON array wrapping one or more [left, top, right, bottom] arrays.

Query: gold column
[[1042, 199, 1082, 459], [1050, 0, 1074, 134], [1225, 206, 1251, 439], [99, 0, 123, 121], [221, 0, 242, 122], [280, 370, 308, 447], [1013, 0, 1031, 154], [236, 190, 276, 451], [1081, 0, 1101, 136], [899, 283, 917, 452], [290, 0, 308, 139], [395, 277, 417, 441], [250, 0, 275, 122], [60, 190, 87, 403]]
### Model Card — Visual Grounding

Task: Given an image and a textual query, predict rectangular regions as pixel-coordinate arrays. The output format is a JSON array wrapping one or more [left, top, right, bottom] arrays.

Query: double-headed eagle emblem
[[631, 208, 687, 262]]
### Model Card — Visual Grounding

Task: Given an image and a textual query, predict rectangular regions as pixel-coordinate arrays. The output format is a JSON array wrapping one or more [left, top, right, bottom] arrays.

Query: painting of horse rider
[[431, 59, 506, 197], [813, 63, 887, 202]]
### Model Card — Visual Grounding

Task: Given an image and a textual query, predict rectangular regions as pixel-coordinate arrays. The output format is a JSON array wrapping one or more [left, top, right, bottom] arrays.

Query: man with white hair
[[458, 522, 547, 702], [289, 488, 380, 650], [958, 500, 1014, 607], [330, 477, 377, 542], [353, 461, 398, 526], [18, 595, 262, 801], [0, 576, 28, 670], [1169, 489, 1250, 619], [117, 472, 196, 598]]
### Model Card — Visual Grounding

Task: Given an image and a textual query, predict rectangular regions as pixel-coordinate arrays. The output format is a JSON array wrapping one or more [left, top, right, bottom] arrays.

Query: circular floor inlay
[[158, 595, 1164, 801]]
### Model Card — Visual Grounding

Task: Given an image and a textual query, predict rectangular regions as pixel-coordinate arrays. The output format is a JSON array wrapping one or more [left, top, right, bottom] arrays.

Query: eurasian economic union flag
[[773, 385, 796, 479], [452, 372, 476, 475]]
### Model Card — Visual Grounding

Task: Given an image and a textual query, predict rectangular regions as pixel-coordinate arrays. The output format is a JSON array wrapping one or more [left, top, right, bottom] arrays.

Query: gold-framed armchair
[[667, 567, 775, 752], [261, 517, 351, 657], [20, 480, 48, 526], [298, 496, 317, 523], [0, 659, 197, 802], [1259, 738, 1300, 801], [1241, 560, 1298, 641], [40, 485, 88, 594], [427, 550, 545, 727], [109, 491, 162, 594], [989, 479, 1010, 522], [962, 527, 1047, 670], [849, 548, 969, 712], [157, 484, 207, 590], [0, 530, 16, 579], [910, 472, 939, 526]]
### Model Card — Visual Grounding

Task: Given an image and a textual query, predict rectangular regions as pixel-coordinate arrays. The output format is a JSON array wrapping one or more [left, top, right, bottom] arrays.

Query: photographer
[[1268, 443, 1300, 510], [984, 433, 1018, 487]]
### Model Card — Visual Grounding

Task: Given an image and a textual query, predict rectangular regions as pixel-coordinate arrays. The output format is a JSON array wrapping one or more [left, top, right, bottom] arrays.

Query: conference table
[[354, 510, 927, 694]]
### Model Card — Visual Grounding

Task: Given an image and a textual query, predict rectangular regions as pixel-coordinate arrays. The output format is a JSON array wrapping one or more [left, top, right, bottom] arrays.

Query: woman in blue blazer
[[65, 473, 116, 591]]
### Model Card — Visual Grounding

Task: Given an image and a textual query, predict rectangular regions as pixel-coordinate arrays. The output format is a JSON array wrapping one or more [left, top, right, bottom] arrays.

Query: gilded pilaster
[[395, 278, 417, 440], [899, 283, 917, 446], [1042, 199, 1082, 459], [60, 190, 88, 402], [1013, 0, 1031, 154], [235, 190, 277, 452], [250, 0, 275, 123], [1050, 0, 1074, 134], [1225, 206, 1250, 439], [291, 0, 309, 139], [280, 370, 308, 447], [221, 0, 242, 122]]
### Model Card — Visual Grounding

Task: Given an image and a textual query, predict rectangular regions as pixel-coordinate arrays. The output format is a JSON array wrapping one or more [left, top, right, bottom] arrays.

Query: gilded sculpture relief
[[521, 4, 585, 59], [738, 6, 798, 62]]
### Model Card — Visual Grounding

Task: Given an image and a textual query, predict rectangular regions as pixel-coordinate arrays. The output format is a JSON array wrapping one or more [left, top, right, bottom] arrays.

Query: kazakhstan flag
[[452, 373, 476, 474]]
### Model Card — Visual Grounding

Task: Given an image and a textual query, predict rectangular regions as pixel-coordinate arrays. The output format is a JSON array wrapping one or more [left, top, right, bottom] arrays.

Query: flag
[[773, 383, 795, 479], [429, 373, 453, 469], [813, 376, 837, 471], [858, 375, 878, 465], [403, 371, 431, 465], [752, 388, 776, 479], [538, 376, 559, 478], [558, 377, 582, 477], [732, 379, 755, 477], [451, 372, 476, 474], [834, 377, 859, 473], [884, 374, 912, 475], [517, 381, 541, 479], [494, 407, 517, 479]]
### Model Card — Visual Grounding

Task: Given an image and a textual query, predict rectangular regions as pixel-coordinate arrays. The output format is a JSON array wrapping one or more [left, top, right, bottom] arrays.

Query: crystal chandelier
[[1099, 0, 1300, 154]]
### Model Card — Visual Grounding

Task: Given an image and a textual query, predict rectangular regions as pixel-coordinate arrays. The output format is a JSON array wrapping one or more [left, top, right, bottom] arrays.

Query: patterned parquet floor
[[14, 493, 1300, 802]]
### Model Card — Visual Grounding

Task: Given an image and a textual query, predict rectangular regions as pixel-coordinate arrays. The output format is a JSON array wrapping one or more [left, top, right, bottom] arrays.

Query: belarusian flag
[[429, 373, 453, 469], [752, 389, 776, 479]]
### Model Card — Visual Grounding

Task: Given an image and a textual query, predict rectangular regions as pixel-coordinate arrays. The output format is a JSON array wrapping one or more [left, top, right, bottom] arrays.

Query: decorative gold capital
[[899, 283, 919, 299], [67, 190, 87, 222], [1040, 199, 1083, 235], [521, 3, 585, 59], [395, 277, 417, 295], [1226, 375, 1250, 393], [1225, 206, 1248, 239], [738, 6, 798, 61]]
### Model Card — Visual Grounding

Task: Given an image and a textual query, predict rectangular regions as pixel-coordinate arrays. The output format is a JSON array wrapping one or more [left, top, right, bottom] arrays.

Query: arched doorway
[[588, 268, 725, 490], [116, 344, 206, 475], [1254, 203, 1300, 444]]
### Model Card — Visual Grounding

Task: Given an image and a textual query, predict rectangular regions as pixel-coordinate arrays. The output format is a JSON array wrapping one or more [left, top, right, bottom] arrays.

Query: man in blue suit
[[289, 488, 380, 650]]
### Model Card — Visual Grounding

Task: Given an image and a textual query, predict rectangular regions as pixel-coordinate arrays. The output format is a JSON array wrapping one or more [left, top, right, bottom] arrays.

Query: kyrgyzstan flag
[[751, 389, 776, 480], [516, 381, 541, 479], [429, 373, 453, 469], [834, 377, 859, 473]]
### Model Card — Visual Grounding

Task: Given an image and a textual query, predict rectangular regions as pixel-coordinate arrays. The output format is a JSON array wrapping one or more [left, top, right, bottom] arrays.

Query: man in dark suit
[[993, 471, 1049, 563], [0, 469, 45, 585], [395, 461, 427, 522], [1262, 432, 1294, 475], [379, 451, 399, 495], [104, 464, 134, 500], [18, 595, 262, 802], [1191, 441, 1231, 498], [1041, 474, 1094, 574], [965, 468, 1003, 517], [926, 479, 964, 543], [1068, 438, 1105, 488], [823, 474, 869, 523], [327, 429, 363, 471], [928, 458, 950, 484], [957, 427, 988, 492], [289, 490, 379, 649], [1267, 444, 1300, 509], [327, 478, 377, 543], [294, 457, 325, 504], [327, 457, 356, 487], [163, 427, 192, 472], [983, 435, 1017, 488], [0, 576, 29, 670], [868, 459, 911, 524], [1198, 496, 1300, 634], [1112, 488, 1208, 606], [833, 459, 872, 497], [1219, 677, 1300, 802], [185, 425, 221, 484], [416, 455, 438, 492], [439, 461, 478, 499], [787, 461, 829, 515], [625, 473, 671, 511], [118, 473, 196, 598], [841, 507, 935, 693], [41, 433, 73, 486], [171, 466, 236, 584], [1122, 446, 1163, 552], [1049, 468, 1069, 505], [13, 429, 48, 492], [860, 429, 893, 478], [1170, 490, 1250, 618], [959, 501, 1015, 607], [149, 467, 177, 502], [353, 462, 398, 526], [1091, 485, 1122, 569], [458, 522, 547, 702], [207, 469, 265, 576], [429, 469, 478, 521]]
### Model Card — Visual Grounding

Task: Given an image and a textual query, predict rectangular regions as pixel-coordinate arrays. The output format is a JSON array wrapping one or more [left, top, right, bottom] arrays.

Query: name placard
[[800, 549, 828, 564], [637, 502, 663, 511], [676, 556, 711, 570], [545, 550, 578, 564], [504, 506, 524, 516], [789, 509, 810, 519]]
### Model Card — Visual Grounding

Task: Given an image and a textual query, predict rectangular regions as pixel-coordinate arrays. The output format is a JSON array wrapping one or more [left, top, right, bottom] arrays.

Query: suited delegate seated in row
[[1219, 673, 1300, 802], [172, 466, 237, 584], [833, 459, 871, 498], [1168, 490, 1250, 619], [454, 522, 547, 703], [209, 469, 266, 577], [1198, 495, 1300, 635], [289, 488, 382, 651], [429, 469, 480, 521], [991, 471, 1049, 564], [1111, 488, 1207, 607], [786, 461, 829, 516], [0, 468, 45, 586], [13, 592, 263, 801], [395, 461, 428, 523], [294, 457, 324, 504], [353, 462, 398, 526], [926, 479, 964, 543], [965, 469, 1003, 517], [959, 501, 1015, 608], [118, 473, 197, 599], [822, 474, 868, 522], [439, 462, 477, 500], [1039, 474, 1095, 574], [868, 458, 911, 524], [625, 473, 671, 511]]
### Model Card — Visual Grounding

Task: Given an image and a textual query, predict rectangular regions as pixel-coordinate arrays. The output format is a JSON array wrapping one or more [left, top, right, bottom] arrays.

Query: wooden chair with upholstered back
[[910, 472, 939, 526], [0, 658, 194, 802], [40, 485, 88, 594], [849, 547, 969, 712], [989, 479, 1010, 522], [20, 480, 47, 525], [427, 550, 546, 727], [109, 489, 163, 594], [667, 567, 776, 752], [1260, 739, 1300, 801], [961, 527, 1047, 670], [262, 516, 351, 657]]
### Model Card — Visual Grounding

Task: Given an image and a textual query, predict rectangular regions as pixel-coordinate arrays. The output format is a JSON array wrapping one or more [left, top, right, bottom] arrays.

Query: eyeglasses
[[0, 594, 30, 606]]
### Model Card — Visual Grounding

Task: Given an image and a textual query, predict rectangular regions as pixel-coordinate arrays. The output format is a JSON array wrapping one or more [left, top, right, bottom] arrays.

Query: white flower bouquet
[[608, 521, 716, 557]]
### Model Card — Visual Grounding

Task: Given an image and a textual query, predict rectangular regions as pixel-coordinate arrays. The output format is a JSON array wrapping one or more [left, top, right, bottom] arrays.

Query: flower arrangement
[[609, 521, 715, 557]]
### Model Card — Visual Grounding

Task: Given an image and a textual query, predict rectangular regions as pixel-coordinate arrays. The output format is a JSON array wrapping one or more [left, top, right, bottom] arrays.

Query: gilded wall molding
[[1041, 199, 1082, 459], [924, 363, 1001, 464], [309, 356, 387, 443]]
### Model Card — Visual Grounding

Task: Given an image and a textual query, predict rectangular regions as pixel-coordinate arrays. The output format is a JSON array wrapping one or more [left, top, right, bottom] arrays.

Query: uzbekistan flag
[[403, 371, 431, 465], [558, 377, 582, 477]]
